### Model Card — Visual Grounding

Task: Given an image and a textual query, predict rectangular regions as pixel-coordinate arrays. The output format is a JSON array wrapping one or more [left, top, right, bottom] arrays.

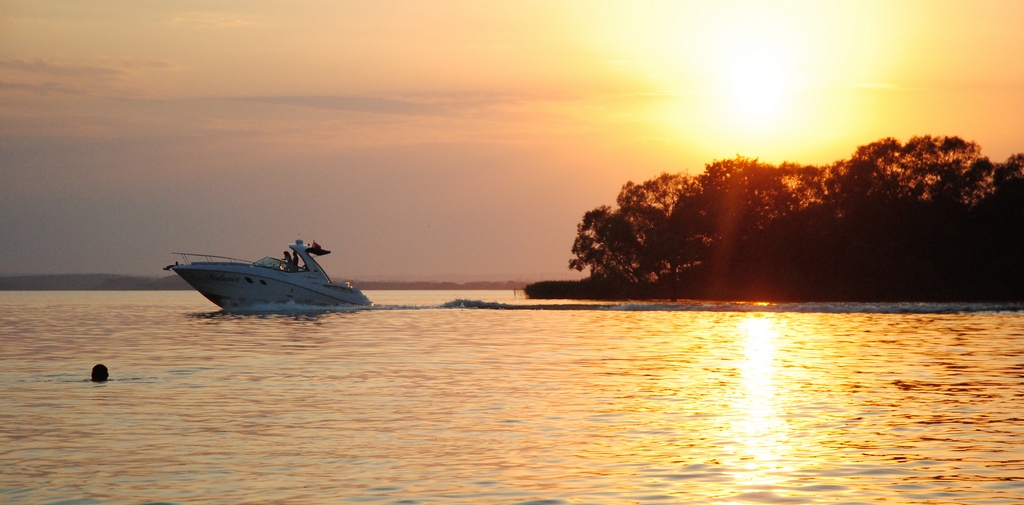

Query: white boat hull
[[172, 263, 371, 309]]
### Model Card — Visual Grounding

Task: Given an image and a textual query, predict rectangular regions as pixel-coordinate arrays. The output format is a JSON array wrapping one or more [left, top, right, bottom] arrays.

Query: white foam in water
[[434, 299, 1024, 314], [218, 299, 490, 313], [218, 300, 370, 314], [604, 301, 1024, 313], [440, 299, 506, 310], [212, 297, 1024, 314]]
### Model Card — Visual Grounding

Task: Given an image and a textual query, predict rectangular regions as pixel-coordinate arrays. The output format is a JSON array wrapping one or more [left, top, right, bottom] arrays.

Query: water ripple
[[2, 292, 1024, 503]]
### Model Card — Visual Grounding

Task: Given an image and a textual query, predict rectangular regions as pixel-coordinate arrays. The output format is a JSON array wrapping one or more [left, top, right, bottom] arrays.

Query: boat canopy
[[254, 256, 290, 271], [288, 240, 330, 281]]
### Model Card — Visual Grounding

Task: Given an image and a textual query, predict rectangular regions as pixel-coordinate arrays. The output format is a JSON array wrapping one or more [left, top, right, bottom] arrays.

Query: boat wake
[[436, 299, 1024, 314], [195, 298, 1024, 315]]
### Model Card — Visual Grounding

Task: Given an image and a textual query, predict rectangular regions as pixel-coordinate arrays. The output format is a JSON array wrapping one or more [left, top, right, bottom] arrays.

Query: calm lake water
[[3, 291, 1024, 504]]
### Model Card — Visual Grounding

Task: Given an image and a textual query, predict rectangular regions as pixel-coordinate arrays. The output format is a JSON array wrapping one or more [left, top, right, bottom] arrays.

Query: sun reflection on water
[[728, 316, 790, 490]]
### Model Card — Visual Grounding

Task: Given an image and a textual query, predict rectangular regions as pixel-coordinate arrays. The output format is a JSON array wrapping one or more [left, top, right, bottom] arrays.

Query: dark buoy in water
[[91, 364, 108, 382]]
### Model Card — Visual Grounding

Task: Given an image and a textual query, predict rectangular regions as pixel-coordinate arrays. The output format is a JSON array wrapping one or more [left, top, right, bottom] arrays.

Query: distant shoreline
[[0, 274, 527, 291]]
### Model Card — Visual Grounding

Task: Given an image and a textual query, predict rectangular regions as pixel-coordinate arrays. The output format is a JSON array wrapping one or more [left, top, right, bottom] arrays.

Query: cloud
[[248, 96, 450, 116], [0, 80, 87, 95], [0, 57, 178, 76], [100, 59, 179, 71], [0, 57, 179, 97], [243, 93, 537, 117], [170, 12, 265, 28], [0, 57, 126, 78]]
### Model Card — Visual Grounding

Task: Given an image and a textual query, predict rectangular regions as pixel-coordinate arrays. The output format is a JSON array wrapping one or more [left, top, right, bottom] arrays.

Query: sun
[[725, 57, 789, 127], [686, 3, 807, 132]]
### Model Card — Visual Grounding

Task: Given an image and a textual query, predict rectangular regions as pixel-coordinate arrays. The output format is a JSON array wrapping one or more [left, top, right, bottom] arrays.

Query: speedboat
[[165, 239, 372, 309]]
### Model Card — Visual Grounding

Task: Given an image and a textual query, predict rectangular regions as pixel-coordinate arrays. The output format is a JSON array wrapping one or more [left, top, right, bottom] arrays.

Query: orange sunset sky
[[2, 1, 1023, 279]]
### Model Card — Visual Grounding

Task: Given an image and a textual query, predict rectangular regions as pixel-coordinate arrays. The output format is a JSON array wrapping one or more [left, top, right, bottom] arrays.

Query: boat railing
[[171, 252, 253, 265]]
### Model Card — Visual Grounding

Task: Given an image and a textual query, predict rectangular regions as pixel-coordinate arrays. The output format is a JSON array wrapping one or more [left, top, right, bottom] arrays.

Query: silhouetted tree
[[570, 173, 692, 285], [542, 136, 1024, 301]]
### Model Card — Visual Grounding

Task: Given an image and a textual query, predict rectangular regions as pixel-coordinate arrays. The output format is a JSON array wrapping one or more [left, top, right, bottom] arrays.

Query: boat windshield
[[254, 256, 288, 270]]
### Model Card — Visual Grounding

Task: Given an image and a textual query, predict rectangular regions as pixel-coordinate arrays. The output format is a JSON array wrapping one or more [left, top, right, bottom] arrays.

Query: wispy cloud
[[0, 57, 179, 96], [99, 58, 179, 71], [0, 58, 126, 78], [243, 93, 540, 117], [249, 96, 451, 116], [0, 80, 87, 95], [170, 12, 265, 28]]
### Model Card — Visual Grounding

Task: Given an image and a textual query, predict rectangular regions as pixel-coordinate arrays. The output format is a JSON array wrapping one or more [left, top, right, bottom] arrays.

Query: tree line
[[526, 136, 1024, 301]]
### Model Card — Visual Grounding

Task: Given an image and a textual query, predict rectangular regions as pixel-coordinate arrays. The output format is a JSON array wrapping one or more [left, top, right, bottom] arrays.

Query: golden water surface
[[2, 291, 1024, 504]]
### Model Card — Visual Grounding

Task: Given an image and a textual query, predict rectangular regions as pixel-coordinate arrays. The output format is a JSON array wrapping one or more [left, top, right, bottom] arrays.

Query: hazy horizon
[[4, 1, 1024, 278]]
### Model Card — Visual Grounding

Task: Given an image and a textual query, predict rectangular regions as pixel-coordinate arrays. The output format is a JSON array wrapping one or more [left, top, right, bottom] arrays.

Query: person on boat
[[290, 251, 300, 270]]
